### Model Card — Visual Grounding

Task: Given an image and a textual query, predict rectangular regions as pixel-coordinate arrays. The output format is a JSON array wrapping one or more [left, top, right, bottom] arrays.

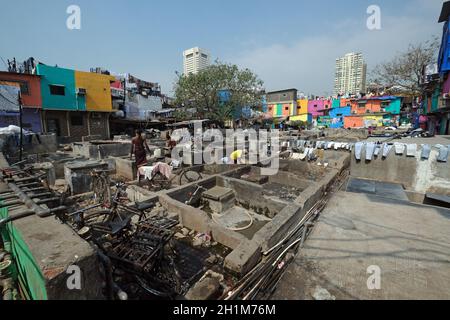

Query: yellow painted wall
[[363, 115, 383, 127], [290, 114, 309, 122], [297, 99, 308, 115], [75, 71, 115, 112]]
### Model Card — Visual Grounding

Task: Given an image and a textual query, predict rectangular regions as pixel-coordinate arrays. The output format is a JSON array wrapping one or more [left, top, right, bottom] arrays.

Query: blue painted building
[[328, 106, 352, 128]]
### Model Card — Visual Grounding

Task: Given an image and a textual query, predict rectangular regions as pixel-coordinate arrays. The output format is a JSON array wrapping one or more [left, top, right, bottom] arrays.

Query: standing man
[[130, 129, 151, 167]]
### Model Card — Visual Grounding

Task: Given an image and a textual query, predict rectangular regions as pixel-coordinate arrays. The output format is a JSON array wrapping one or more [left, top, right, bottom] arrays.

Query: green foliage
[[174, 62, 264, 123], [172, 108, 191, 121], [371, 37, 439, 97]]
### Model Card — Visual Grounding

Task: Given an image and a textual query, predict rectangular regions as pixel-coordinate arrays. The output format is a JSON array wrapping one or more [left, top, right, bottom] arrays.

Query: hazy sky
[[0, 0, 445, 96]]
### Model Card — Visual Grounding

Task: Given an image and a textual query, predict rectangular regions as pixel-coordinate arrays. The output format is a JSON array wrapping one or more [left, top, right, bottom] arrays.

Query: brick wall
[[43, 111, 110, 142], [68, 112, 90, 142], [88, 112, 109, 139], [43, 110, 69, 138]]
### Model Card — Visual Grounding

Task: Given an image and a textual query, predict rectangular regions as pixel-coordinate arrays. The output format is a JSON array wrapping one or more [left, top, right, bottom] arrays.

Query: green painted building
[[36, 64, 85, 111]]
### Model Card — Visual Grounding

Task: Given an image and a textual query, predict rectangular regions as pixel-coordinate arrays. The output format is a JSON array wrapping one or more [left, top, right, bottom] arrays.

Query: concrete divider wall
[[72, 142, 131, 160], [217, 176, 287, 216], [350, 147, 450, 193]]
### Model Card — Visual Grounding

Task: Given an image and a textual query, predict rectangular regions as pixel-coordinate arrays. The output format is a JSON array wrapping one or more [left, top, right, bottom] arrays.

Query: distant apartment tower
[[334, 53, 367, 96], [183, 47, 211, 75]]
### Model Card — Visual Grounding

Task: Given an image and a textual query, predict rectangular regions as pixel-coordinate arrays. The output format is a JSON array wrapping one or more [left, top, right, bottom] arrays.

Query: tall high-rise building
[[183, 47, 211, 75], [333, 53, 367, 96]]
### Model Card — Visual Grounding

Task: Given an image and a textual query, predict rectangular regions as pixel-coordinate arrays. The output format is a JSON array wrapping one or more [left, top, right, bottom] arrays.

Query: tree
[[371, 37, 440, 97], [174, 62, 264, 124]]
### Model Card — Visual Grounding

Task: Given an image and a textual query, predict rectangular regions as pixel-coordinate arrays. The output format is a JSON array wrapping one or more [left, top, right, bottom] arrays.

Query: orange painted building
[[350, 98, 382, 115], [344, 116, 364, 128], [0, 71, 42, 108], [340, 98, 352, 108]]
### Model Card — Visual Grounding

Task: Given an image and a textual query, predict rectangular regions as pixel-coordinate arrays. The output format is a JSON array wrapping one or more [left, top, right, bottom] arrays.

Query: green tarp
[[0, 205, 47, 300]]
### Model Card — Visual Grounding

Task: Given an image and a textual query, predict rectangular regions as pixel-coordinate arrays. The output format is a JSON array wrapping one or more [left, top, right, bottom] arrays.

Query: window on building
[[46, 119, 60, 136], [70, 114, 84, 126], [18, 81, 29, 95], [314, 105, 318, 108], [49, 85, 65, 96], [285, 107, 289, 111]]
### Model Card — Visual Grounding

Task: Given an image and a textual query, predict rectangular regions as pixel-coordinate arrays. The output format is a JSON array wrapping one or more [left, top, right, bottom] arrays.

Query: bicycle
[[140, 165, 203, 191], [90, 169, 112, 207]]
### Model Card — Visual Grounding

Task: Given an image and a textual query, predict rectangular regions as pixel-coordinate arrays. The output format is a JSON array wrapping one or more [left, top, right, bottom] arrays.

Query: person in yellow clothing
[[230, 150, 247, 164]]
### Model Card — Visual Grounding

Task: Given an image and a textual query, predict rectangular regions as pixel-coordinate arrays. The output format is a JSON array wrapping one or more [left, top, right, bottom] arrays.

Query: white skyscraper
[[183, 47, 211, 75], [333, 52, 367, 96]]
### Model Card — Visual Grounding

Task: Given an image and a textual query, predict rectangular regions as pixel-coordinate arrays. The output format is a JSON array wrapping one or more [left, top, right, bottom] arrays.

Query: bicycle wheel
[[179, 170, 202, 185], [148, 172, 169, 191]]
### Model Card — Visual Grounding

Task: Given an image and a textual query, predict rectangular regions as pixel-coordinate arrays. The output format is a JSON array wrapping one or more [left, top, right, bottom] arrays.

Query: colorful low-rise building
[[0, 71, 43, 133], [266, 89, 297, 119], [297, 99, 308, 115], [36, 64, 114, 142], [307, 99, 325, 118]]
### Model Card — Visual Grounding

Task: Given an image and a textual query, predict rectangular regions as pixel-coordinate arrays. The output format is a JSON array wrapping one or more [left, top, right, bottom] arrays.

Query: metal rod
[[0, 206, 66, 228], [7, 182, 65, 217]]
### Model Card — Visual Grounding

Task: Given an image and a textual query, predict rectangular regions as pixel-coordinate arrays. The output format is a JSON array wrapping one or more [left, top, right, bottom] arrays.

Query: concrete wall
[[350, 146, 450, 193], [72, 142, 131, 160]]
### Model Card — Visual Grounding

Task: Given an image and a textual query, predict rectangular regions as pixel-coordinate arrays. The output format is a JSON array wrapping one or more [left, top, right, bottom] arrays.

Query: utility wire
[[0, 56, 8, 69], [0, 90, 19, 106]]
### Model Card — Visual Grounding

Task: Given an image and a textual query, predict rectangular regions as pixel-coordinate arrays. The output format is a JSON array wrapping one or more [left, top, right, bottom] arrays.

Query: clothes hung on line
[[382, 143, 393, 158], [137, 162, 172, 180], [355, 142, 364, 161], [421, 144, 431, 160], [394, 143, 405, 155], [365, 142, 375, 161], [436, 144, 449, 163], [406, 144, 417, 157], [374, 145, 381, 157]]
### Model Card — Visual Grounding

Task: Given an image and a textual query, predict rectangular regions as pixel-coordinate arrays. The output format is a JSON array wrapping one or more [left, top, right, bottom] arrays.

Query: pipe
[[0, 187, 47, 201], [0, 210, 34, 228], [0, 206, 66, 228], [7, 183, 64, 217]]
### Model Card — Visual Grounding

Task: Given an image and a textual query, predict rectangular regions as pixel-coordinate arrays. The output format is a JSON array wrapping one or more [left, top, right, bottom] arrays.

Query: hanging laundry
[[299, 147, 309, 161], [406, 144, 417, 157], [355, 142, 364, 161], [382, 143, 393, 158], [374, 145, 381, 157], [365, 142, 375, 161], [437, 145, 449, 163], [421, 144, 431, 160], [307, 148, 317, 161], [394, 143, 405, 155]]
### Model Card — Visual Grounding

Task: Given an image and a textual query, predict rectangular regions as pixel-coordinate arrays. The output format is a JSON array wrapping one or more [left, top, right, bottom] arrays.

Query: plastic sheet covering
[[382, 143, 393, 158], [437, 144, 449, 163], [394, 143, 405, 155], [355, 142, 364, 161], [421, 144, 431, 159], [0, 85, 20, 111], [406, 144, 417, 157], [365, 142, 375, 161]]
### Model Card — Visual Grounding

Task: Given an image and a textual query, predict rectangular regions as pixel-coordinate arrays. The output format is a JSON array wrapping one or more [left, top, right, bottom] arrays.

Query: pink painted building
[[308, 99, 325, 118]]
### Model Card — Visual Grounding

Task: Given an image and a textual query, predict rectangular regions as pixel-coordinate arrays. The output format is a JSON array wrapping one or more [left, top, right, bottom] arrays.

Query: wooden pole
[[18, 91, 23, 161]]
